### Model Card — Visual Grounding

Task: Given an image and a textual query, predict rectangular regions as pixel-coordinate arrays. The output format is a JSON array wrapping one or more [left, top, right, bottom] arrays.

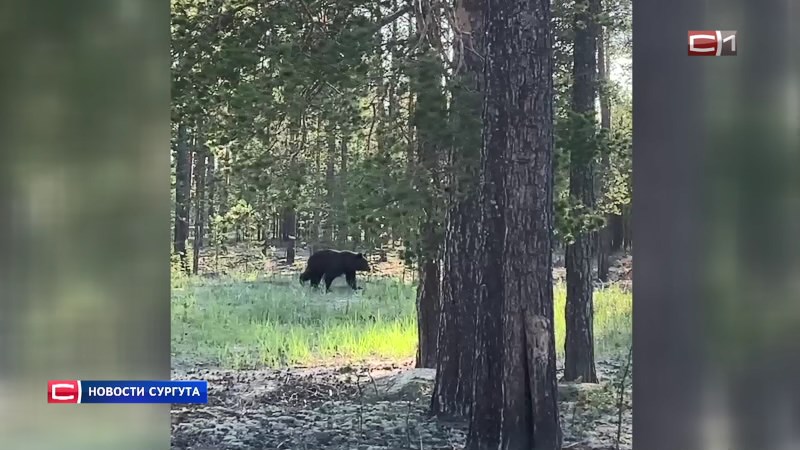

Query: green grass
[[553, 283, 633, 357], [171, 271, 631, 369]]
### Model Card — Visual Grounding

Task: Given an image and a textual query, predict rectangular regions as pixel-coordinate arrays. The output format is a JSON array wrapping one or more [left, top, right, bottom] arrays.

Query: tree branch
[[378, 4, 413, 29]]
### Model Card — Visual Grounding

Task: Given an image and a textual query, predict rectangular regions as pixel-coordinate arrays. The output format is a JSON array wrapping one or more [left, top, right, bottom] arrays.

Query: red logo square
[[688, 30, 719, 56], [689, 30, 737, 56], [48, 380, 80, 403]]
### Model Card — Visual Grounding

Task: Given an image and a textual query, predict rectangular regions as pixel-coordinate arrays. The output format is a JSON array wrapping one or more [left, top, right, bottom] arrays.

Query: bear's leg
[[323, 273, 336, 292], [345, 271, 358, 290], [309, 272, 322, 288]]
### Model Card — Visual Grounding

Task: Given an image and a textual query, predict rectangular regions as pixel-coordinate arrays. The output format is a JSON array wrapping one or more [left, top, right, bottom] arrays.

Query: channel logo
[[47, 379, 208, 404], [48, 380, 81, 404], [688, 30, 737, 56]]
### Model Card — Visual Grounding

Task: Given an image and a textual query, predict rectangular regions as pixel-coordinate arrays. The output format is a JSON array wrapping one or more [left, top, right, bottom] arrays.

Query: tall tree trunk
[[324, 126, 336, 244], [260, 203, 270, 256], [596, 16, 613, 282], [375, 42, 387, 158], [311, 122, 323, 254], [376, 0, 398, 265], [431, 0, 484, 419], [277, 211, 284, 242], [173, 122, 191, 274], [206, 152, 216, 247], [283, 208, 296, 265], [274, 212, 280, 241], [622, 203, 632, 250], [610, 212, 624, 251], [411, 0, 445, 369], [466, 0, 561, 446], [192, 138, 207, 275], [405, 14, 416, 177], [338, 137, 349, 246], [289, 116, 308, 254], [218, 150, 230, 217], [415, 255, 440, 367], [564, 0, 600, 384], [388, 0, 399, 117]]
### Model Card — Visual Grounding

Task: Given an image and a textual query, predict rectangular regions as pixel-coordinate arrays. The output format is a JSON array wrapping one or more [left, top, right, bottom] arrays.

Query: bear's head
[[351, 252, 371, 272]]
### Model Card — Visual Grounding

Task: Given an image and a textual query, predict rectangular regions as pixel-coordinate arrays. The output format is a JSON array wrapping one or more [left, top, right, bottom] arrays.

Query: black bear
[[299, 249, 371, 292]]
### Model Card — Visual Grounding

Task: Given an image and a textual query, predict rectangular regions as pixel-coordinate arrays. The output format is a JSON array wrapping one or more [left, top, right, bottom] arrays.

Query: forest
[[170, 0, 633, 448]]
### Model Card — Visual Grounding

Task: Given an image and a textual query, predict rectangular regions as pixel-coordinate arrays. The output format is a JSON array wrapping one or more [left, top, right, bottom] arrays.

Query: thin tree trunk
[[324, 126, 336, 245], [277, 211, 284, 243], [218, 150, 230, 218], [377, 0, 399, 265], [431, 0, 483, 419], [623, 203, 632, 250], [338, 137, 349, 246], [206, 152, 216, 247], [411, 0, 445, 369], [610, 212, 624, 251], [173, 122, 191, 274], [415, 256, 440, 368], [192, 136, 207, 275], [389, 0, 399, 116], [564, 0, 600, 384], [405, 14, 416, 176], [260, 204, 270, 256], [283, 208, 296, 265], [466, 0, 561, 446], [311, 121, 323, 254], [375, 42, 387, 158], [597, 16, 613, 281]]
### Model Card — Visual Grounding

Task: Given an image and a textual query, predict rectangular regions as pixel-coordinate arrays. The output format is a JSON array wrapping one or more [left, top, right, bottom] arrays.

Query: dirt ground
[[171, 359, 631, 450]]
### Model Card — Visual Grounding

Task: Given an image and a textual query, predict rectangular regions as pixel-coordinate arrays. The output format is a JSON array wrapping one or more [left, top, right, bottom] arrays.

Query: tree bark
[[311, 123, 323, 254], [564, 0, 599, 384], [274, 212, 280, 241], [415, 256, 440, 368], [466, 0, 561, 446], [260, 206, 270, 256], [282, 208, 296, 265], [597, 12, 613, 282], [430, 0, 483, 419], [405, 15, 416, 177], [622, 203, 632, 250], [218, 150, 230, 219], [338, 137, 349, 245], [411, 0, 445, 369], [324, 126, 337, 245], [610, 212, 624, 251], [173, 122, 191, 273], [206, 151, 216, 246], [192, 137, 207, 275]]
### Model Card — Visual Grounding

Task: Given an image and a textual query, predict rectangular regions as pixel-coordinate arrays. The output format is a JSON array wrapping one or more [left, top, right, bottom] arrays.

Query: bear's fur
[[299, 249, 371, 292]]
